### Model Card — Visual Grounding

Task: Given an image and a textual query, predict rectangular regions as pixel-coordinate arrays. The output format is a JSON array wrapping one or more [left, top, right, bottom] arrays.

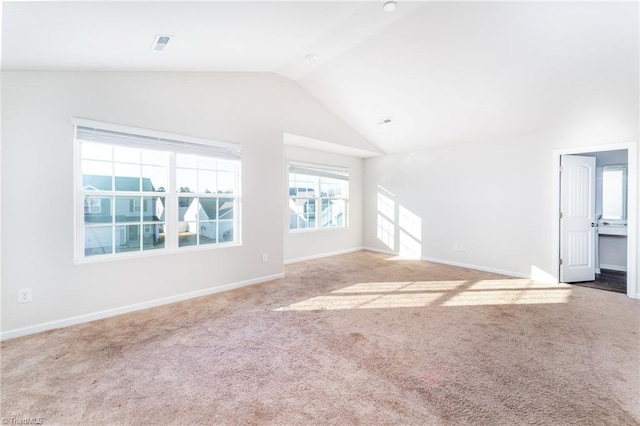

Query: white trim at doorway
[[552, 141, 638, 299]]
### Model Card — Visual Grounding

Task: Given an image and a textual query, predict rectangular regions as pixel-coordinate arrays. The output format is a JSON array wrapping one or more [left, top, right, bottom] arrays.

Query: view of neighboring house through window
[[76, 121, 241, 260], [176, 154, 237, 247], [288, 162, 348, 230], [81, 143, 168, 256]]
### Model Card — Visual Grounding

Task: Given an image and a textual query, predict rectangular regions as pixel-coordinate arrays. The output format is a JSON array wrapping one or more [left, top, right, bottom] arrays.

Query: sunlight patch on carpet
[[331, 280, 468, 293], [275, 279, 572, 311], [442, 288, 571, 306]]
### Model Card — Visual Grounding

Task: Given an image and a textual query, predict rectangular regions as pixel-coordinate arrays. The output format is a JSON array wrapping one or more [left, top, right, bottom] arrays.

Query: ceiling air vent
[[151, 34, 173, 51]]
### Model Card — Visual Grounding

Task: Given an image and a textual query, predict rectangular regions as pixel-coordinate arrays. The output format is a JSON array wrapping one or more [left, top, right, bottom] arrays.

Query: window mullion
[[139, 195, 143, 252], [111, 195, 116, 254], [316, 176, 321, 229], [316, 195, 321, 229], [166, 153, 178, 250]]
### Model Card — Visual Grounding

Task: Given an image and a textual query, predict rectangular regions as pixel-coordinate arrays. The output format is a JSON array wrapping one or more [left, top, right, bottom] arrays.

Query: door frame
[[552, 141, 637, 299]]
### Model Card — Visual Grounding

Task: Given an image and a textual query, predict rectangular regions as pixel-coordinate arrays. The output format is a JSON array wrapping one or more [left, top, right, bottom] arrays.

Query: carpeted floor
[[2, 250, 639, 425]]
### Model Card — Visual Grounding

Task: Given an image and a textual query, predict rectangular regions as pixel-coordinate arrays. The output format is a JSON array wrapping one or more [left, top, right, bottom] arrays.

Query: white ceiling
[[2, 1, 638, 154]]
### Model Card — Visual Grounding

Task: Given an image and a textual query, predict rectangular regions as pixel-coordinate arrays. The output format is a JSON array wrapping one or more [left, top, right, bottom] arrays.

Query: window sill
[[289, 226, 348, 234], [75, 241, 241, 264]]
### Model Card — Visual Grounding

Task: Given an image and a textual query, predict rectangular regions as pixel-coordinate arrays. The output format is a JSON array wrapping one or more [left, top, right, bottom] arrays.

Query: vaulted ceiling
[[2, 1, 638, 154]]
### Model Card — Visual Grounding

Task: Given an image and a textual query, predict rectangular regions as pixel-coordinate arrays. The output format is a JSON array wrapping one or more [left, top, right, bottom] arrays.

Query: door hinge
[[559, 259, 563, 265], [559, 212, 563, 219], [559, 166, 563, 173]]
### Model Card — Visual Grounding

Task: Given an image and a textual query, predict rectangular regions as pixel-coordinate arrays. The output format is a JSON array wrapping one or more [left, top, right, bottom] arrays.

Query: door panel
[[560, 155, 596, 282]]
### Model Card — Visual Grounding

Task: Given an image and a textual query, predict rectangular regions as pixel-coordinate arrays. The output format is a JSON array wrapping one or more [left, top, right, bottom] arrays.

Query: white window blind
[[74, 120, 241, 161], [288, 161, 348, 181]]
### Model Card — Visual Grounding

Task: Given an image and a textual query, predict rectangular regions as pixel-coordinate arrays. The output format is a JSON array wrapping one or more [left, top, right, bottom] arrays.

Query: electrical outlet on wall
[[18, 288, 32, 303], [262, 253, 268, 262]]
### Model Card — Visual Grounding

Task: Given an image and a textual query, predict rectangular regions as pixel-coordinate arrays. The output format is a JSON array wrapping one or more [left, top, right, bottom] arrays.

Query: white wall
[[363, 112, 638, 284], [364, 134, 553, 277], [284, 146, 363, 263], [1, 72, 376, 337]]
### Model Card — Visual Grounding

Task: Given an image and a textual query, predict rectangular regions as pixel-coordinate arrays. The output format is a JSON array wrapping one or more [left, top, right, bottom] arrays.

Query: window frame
[[74, 119, 241, 263], [288, 161, 349, 232]]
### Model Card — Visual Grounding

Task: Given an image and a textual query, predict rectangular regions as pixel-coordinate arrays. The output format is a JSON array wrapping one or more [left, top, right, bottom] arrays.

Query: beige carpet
[[2, 250, 639, 425]]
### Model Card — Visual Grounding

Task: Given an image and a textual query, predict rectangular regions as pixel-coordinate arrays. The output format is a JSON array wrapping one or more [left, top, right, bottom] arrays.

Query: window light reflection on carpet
[[275, 279, 572, 311]]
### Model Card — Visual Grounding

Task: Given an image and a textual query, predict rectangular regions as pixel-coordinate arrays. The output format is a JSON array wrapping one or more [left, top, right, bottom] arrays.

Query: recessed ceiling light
[[305, 53, 318, 63], [383, 1, 397, 12], [150, 34, 173, 52], [377, 118, 392, 125]]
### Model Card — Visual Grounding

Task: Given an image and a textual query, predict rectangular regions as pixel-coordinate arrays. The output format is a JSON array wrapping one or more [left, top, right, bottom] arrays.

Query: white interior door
[[560, 155, 596, 282]]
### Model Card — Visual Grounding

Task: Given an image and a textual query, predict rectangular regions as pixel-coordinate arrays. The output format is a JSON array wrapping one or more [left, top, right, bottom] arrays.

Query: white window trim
[[73, 119, 242, 263]]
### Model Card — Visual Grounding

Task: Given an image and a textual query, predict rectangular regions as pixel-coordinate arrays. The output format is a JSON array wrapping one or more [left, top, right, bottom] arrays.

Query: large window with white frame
[[288, 162, 348, 231], [75, 120, 241, 260]]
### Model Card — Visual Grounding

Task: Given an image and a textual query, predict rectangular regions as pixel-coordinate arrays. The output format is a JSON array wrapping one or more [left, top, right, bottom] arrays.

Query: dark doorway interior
[[572, 269, 626, 294]]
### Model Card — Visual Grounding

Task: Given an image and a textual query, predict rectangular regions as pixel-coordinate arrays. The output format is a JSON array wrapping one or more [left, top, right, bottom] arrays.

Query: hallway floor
[[573, 269, 626, 294]]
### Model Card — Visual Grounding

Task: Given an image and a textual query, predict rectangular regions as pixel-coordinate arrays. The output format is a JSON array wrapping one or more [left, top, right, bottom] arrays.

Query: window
[[84, 197, 102, 214], [288, 162, 348, 230], [130, 198, 142, 213], [75, 120, 241, 260]]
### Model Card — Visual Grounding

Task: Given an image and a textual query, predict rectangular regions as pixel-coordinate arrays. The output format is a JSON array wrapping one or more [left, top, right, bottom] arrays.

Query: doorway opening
[[553, 142, 637, 299]]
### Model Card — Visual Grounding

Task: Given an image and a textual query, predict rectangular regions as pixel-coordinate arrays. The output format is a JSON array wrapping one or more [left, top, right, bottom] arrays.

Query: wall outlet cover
[[18, 288, 32, 303]]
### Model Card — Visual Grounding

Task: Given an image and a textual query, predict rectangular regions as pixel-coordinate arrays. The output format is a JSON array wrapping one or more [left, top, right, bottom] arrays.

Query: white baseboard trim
[[284, 247, 363, 265], [599, 264, 627, 272], [420, 256, 529, 279], [0, 272, 284, 341], [363, 246, 529, 279], [361, 246, 397, 256]]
